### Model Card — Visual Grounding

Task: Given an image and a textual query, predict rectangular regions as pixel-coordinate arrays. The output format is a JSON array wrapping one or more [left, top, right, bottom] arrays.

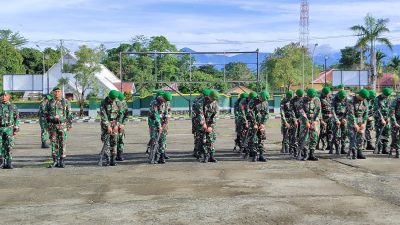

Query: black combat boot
[[116, 151, 124, 161], [258, 153, 267, 162], [48, 156, 58, 168], [308, 149, 319, 161], [58, 157, 65, 168], [209, 152, 218, 163], [366, 141, 375, 150], [164, 153, 170, 160], [376, 143, 382, 154], [382, 145, 389, 154], [396, 150, 400, 159], [41, 141, 50, 149], [110, 155, 117, 166], [3, 158, 13, 169], [200, 152, 208, 163], [351, 149, 357, 160], [302, 149, 309, 161], [357, 150, 366, 159], [158, 153, 166, 164], [335, 144, 340, 155]]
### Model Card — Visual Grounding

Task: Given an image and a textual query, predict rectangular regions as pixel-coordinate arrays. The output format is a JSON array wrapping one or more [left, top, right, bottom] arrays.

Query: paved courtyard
[[1, 119, 400, 225]]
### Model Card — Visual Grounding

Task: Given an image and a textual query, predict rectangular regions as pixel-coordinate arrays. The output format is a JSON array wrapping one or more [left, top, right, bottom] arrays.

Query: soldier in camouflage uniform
[[148, 91, 172, 164], [116, 92, 128, 161], [295, 88, 321, 161], [46, 87, 72, 168], [389, 91, 400, 158], [247, 91, 270, 162], [365, 90, 376, 150], [0, 91, 19, 169], [39, 94, 52, 148], [234, 92, 249, 154], [332, 90, 348, 155], [318, 87, 335, 153], [192, 89, 210, 158], [373, 88, 393, 154], [196, 89, 219, 163], [280, 91, 293, 154], [346, 89, 369, 159], [289, 89, 305, 157]]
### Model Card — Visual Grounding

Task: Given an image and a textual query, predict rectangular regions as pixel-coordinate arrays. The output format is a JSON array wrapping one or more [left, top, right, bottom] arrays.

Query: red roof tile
[[113, 82, 135, 93]]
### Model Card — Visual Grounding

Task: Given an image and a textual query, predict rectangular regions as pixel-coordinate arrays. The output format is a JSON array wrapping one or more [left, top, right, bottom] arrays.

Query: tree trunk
[[79, 91, 85, 117]]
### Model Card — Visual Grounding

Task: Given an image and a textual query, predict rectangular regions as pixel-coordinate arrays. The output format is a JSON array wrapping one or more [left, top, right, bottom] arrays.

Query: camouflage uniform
[[319, 94, 335, 152], [289, 96, 303, 157], [192, 95, 203, 157], [236, 97, 249, 153], [296, 97, 321, 160], [373, 95, 392, 154], [346, 96, 368, 159], [0, 100, 19, 168], [117, 99, 128, 158], [389, 96, 400, 158], [38, 98, 49, 145], [148, 97, 168, 159], [280, 97, 292, 153], [247, 97, 269, 161], [46, 97, 72, 167], [365, 97, 375, 149], [197, 97, 219, 162], [332, 95, 348, 154]]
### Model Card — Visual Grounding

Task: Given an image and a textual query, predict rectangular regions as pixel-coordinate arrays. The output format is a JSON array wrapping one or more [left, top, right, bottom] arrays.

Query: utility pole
[[311, 43, 318, 88]]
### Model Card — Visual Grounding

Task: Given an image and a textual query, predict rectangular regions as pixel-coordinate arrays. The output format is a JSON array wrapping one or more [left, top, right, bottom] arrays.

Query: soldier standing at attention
[[0, 91, 19, 169], [234, 92, 249, 153], [148, 91, 172, 164], [289, 89, 305, 158], [46, 87, 72, 168], [319, 87, 335, 153], [192, 89, 210, 158], [39, 94, 52, 148], [346, 89, 369, 159], [389, 91, 400, 158], [365, 90, 376, 150], [280, 91, 293, 154], [373, 88, 393, 154], [116, 92, 128, 161], [296, 88, 321, 161]]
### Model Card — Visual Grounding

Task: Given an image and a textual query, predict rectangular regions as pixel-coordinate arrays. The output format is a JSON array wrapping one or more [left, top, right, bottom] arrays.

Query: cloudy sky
[[1, 0, 400, 54]]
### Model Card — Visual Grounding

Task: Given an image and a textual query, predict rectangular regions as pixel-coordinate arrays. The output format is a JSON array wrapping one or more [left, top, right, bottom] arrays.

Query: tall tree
[[350, 13, 392, 90], [338, 47, 360, 69], [0, 40, 25, 89], [72, 45, 102, 116], [20, 48, 43, 74], [0, 29, 28, 47]]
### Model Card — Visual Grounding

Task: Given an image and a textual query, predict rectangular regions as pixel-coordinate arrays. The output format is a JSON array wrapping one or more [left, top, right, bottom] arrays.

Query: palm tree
[[389, 56, 400, 89], [350, 13, 392, 90]]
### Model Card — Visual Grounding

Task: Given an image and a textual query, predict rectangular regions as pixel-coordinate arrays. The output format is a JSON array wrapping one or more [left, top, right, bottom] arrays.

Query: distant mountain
[[180, 45, 400, 69]]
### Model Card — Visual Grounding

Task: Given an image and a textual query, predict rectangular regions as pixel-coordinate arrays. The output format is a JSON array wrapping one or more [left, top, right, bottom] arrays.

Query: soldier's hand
[[119, 125, 125, 132], [112, 126, 118, 133], [360, 124, 366, 130], [259, 124, 265, 131], [386, 119, 390, 124], [294, 120, 298, 127], [202, 124, 207, 131], [158, 127, 163, 133], [381, 119, 386, 126], [107, 127, 113, 134], [336, 121, 341, 126], [254, 125, 258, 129], [354, 124, 360, 132], [395, 123, 400, 128], [207, 127, 213, 133], [306, 122, 311, 129], [285, 122, 291, 129]]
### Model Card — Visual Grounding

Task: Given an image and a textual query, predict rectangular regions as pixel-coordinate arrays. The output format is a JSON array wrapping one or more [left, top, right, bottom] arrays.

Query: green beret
[[337, 90, 347, 100], [46, 94, 53, 100], [52, 86, 61, 91], [337, 84, 344, 89], [249, 91, 258, 99], [259, 91, 270, 100], [322, 87, 331, 95], [296, 89, 304, 97], [117, 92, 125, 101], [240, 93, 249, 99], [307, 88, 317, 98], [209, 90, 219, 101], [358, 89, 370, 99], [108, 90, 119, 99], [162, 91, 172, 101], [156, 90, 165, 97], [202, 89, 211, 96], [382, 87, 393, 97], [286, 90, 293, 99], [369, 90, 376, 99]]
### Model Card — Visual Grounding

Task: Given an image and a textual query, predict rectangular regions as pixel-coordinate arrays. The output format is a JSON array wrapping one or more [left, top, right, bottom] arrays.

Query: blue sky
[[1, 0, 400, 54]]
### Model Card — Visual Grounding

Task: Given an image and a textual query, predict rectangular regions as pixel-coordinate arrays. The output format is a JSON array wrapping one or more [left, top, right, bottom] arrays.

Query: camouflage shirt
[[389, 97, 400, 126], [247, 98, 269, 126], [119, 100, 128, 125], [346, 96, 368, 126], [99, 97, 121, 128], [296, 97, 321, 124], [320, 94, 333, 119], [332, 95, 348, 122], [45, 98, 72, 128], [148, 97, 168, 129], [0, 101, 19, 128], [280, 97, 292, 124], [374, 95, 392, 121]]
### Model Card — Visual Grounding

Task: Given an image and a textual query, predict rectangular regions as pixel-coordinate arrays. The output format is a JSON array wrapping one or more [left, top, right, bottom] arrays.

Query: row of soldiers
[[233, 90, 270, 161], [280, 86, 400, 160]]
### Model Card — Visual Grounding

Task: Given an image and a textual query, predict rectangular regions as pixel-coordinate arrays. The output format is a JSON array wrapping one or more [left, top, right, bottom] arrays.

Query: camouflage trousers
[[149, 126, 167, 154], [298, 121, 319, 156], [375, 120, 391, 150], [49, 124, 69, 159], [319, 116, 335, 149], [101, 128, 119, 157], [117, 130, 125, 153], [281, 121, 292, 153], [289, 124, 300, 153], [348, 125, 365, 157], [333, 123, 347, 150], [39, 118, 49, 142], [248, 127, 266, 156], [0, 126, 15, 160], [365, 119, 374, 143], [236, 119, 248, 149], [391, 123, 400, 150], [196, 126, 217, 155]]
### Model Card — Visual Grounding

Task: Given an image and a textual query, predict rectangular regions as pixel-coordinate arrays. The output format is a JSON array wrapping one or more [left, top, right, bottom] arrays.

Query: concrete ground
[[1, 119, 400, 225]]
